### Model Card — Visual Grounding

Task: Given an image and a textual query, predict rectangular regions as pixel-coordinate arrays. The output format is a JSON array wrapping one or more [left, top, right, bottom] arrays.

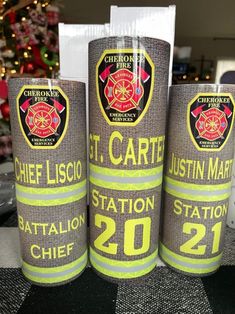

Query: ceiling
[[60, 0, 235, 39]]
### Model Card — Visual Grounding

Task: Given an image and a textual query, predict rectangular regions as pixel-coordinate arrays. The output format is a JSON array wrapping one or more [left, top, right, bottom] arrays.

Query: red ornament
[[31, 45, 47, 69], [0, 102, 10, 120], [26, 62, 35, 73], [46, 5, 59, 26], [0, 80, 8, 100], [20, 62, 35, 74], [6, 10, 16, 24]]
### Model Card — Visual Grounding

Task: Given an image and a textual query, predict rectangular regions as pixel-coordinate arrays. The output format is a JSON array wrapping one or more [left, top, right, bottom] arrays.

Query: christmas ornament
[[6, 10, 16, 24], [31, 45, 47, 69], [0, 80, 8, 99], [5, 61, 13, 68], [0, 102, 10, 120], [44, 30, 59, 53], [20, 62, 35, 74], [25, 62, 35, 73], [2, 48, 15, 58], [11, 20, 39, 49], [40, 46, 58, 66], [29, 9, 47, 26], [0, 38, 6, 49], [46, 5, 59, 26]]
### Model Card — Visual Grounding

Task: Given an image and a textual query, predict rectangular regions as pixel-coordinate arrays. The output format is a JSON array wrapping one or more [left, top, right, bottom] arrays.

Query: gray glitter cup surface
[[8, 78, 87, 286], [89, 36, 170, 282], [160, 84, 235, 276]]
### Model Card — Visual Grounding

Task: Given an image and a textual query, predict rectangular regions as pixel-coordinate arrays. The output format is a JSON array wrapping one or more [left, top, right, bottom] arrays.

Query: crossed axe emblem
[[20, 98, 65, 113]]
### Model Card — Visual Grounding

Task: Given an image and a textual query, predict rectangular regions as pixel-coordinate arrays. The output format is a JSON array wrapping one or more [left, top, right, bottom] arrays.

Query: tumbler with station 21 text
[[160, 84, 235, 276], [8, 78, 87, 286], [89, 36, 170, 282]]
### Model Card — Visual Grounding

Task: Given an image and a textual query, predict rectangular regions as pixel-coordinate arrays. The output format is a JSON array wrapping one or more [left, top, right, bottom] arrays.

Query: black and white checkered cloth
[[0, 212, 235, 314]]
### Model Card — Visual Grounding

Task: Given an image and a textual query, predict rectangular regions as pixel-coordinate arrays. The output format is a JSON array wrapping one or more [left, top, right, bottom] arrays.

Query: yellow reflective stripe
[[164, 176, 231, 202], [90, 247, 158, 266], [161, 254, 219, 274], [159, 242, 221, 274], [16, 180, 87, 206], [90, 247, 157, 279], [16, 190, 87, 206], [91, 259, 156, 279], [16, 180, 87, 194], [90, 163, 163, 191], [90, 163, 163, 177], [165, 176, 231, 191], [160, 242, 222, 264], [90, 176, 162, 191], [22, 250, 87, 284], [22, 251, 87, 273], [165, 186, 230, 202]]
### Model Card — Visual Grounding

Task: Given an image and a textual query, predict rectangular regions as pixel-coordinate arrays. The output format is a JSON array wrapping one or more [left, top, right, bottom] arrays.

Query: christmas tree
[[0, 0, 60, 162]]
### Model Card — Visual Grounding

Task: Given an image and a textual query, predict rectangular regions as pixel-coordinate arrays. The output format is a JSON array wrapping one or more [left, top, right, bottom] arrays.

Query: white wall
[[61, 0, 235, 39], [60, 0, 235, 76]]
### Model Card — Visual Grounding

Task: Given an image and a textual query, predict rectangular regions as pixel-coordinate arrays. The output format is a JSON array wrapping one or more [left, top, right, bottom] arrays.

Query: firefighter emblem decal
[[188, 93, 235, 151], [17, 86, 69, 149], [96, 49, 154, 126]]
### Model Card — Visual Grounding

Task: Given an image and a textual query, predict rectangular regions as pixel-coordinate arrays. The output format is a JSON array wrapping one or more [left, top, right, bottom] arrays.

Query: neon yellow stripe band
[[165, 176, 231, 191], [90, 163, 163, 177], [16, 179, 87, 206], [160, 242, 222, 264], [16, 180, 87, 194], [159, 243, 222, 274], [22, 250, 87, 284], [16, 190, 87, 206], [90, 247, 157, 279], [90, 163, 163, 191], [90, 176, 162, 191], [165, 186, 230, 202], [164, 176, 231, 202]]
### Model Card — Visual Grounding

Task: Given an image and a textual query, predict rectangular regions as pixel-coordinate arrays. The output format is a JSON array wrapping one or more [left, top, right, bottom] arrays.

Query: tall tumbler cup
[[160, 84, 235, 276], [8, 78, 87, 286], [89, 36, 170, 282]]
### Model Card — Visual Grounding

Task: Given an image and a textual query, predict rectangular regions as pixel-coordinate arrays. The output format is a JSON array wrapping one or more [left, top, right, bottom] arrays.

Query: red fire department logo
[[188, 93, 235, 151], [97, 50, 154, 125], [25, 102, 61, 138], [17, 86, 69, 149], [104, 69, 144, 112], [195, 108, 228, 141]]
